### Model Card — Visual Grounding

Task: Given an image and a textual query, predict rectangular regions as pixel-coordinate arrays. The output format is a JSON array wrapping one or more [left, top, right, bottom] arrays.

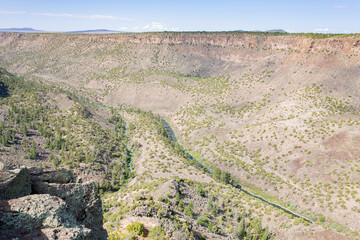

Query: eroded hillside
[[1, 32, 360, 239]]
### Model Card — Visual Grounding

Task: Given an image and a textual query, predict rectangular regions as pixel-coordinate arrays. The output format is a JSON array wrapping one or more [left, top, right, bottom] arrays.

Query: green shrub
[[196, 215, 210, 228], [196, 185, 205, 197], [126, 222, 145, 237], [109, 230, 135, 240], [134, 194, 142, 201], [148, 226, 166, 239]]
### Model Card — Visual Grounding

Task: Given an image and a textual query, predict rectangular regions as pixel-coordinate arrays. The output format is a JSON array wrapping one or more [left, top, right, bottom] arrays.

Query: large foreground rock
[[33, 178, 106, 239], [40, 227, 92, 240], [0, 227, 91, 240], [0, 194, 76, 230], [0, 168, 107, 240], [0, 194, 91, 239]]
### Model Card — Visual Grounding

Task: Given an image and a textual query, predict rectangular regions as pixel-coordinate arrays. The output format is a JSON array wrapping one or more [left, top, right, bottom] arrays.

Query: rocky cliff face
[[1, 32, 360, 54], [1, 32, 359, 82], [0, 168, 107, 240]]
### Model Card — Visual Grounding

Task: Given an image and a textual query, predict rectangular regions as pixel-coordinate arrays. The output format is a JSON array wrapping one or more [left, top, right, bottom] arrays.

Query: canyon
[[1, 32, 360, 239]]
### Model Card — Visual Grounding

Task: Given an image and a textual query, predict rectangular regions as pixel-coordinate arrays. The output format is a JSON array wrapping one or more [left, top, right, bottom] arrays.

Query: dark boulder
[[0, 168, 31, 200]]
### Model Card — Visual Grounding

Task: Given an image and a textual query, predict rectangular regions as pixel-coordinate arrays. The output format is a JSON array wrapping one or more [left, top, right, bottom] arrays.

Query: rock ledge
[[0, 168, 107, 240]]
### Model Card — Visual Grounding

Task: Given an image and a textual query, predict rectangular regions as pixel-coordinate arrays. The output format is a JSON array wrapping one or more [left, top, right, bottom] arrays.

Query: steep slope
[[0, 67, 278, 239], [1, 32, 360, 239]]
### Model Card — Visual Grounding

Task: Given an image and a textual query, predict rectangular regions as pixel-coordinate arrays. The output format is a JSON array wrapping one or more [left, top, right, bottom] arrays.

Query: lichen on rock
[[33, 181, 106, 239], [0, 194, 77, 230], [0, 167, 107, 240]]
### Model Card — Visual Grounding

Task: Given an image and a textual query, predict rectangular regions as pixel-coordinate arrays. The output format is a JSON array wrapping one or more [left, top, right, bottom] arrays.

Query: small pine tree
[[12, 130, 15, 143], [22, 125, 28, 136], [6, 130, 12, 144], [50, 154, 60, 168], [261, 226, 270, 240], [220, 171, 231, 184], [38, 124, 43, 135], [234, 218, 246, 239], [211, 204, 218, 215], [1, 135, 6, 146], [29, 142, 37, 159], [253, 221, 262, 239], [175, 192, 181, 202], [207, 195, 214, 210], [178, 199, 184, 210], [196, 185, 205, 197], [184, 201, 194, 218]]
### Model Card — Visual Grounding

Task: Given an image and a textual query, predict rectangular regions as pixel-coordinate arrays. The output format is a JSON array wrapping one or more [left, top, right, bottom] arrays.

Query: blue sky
[[0, 0, 359, 33]]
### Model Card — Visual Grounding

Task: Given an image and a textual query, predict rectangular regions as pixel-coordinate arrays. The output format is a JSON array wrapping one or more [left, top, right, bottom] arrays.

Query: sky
[[0, 0, 359, 33]]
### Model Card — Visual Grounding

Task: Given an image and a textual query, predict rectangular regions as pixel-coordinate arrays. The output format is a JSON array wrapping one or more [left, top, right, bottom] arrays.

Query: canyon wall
[[1, 32, 360, 54]]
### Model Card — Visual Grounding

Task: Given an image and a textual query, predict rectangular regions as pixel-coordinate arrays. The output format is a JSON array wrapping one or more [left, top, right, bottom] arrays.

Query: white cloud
[[0, 10, 134, 21], [142, 22, 168, 31], [313, 28, 329, 32], [118, 27, 128, 31], [134, 22, 179, 32]]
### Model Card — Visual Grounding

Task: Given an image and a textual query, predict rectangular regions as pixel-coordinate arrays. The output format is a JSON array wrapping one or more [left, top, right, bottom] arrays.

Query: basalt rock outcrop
[[32, 180, 105, 239], [0, 167, 107, 240], [0, 168, 31, 200]]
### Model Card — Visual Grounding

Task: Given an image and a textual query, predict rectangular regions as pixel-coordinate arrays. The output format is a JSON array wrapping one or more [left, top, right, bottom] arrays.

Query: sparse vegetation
[[1, 31, 360, 239]]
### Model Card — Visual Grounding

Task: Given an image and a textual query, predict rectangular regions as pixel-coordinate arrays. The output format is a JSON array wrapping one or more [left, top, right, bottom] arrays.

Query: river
[[161, 119, 314, 224], [83, 97, 313, 223]]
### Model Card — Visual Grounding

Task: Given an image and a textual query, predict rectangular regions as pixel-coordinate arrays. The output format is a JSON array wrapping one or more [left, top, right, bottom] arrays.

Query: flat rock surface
[[0, 194, 76, 231]]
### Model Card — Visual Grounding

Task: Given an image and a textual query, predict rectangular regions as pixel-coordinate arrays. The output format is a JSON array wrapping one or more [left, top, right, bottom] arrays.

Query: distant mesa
[[0, 28, 43, 32], [66, 29, 128, 34], [265, 29, 287, 33], [234, 29, 287, 33], [0, 28, 127, 34], [0, 27, 287, 34]]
